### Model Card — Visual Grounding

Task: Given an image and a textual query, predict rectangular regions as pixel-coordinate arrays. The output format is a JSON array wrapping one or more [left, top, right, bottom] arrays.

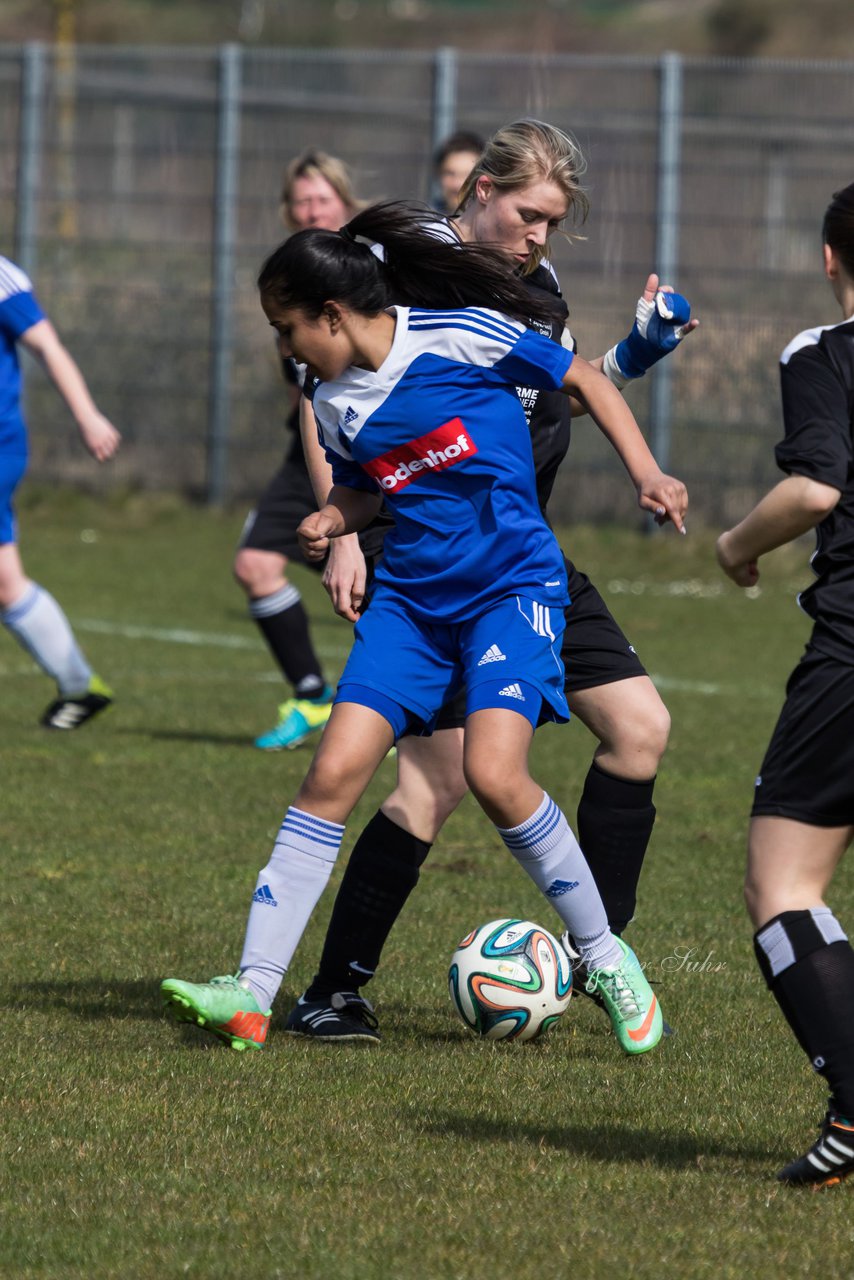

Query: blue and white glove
[[602, 289, 691, 389]]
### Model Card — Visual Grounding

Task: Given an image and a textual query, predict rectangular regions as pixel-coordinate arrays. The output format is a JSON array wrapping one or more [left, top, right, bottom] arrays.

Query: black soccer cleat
[[41, 676, 113, 731], [778, 1111, 854, 1188], [284, 990, 381, 1043]]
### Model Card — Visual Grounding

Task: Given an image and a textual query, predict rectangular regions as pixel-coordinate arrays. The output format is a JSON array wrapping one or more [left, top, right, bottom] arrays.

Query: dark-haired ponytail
[[258, 201, 561, 330], [345, 201, 560, 327]]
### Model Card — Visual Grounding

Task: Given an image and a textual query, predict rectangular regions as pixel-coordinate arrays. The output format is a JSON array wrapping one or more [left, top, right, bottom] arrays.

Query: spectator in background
[[234, 149, 387, 752], [432, 129, 484, 214], [0, 255, 119, 729]]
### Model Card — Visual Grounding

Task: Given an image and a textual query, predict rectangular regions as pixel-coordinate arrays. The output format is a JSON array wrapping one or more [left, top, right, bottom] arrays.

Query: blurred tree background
[[2, 0, 854, 59]]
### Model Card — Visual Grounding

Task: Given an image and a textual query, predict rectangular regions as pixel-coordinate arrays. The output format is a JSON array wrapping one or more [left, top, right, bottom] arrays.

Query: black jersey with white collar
[[776, 316, 854, 662], [433, 219, 573, 515], [518, 263, 574, 516]]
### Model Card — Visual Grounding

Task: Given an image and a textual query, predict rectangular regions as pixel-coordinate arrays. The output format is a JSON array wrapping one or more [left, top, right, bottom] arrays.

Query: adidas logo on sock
[[252, 884, 278, 907], [498, 682, 524, 700], [546, 878, 580, 897], [477, 644, 506, 666]]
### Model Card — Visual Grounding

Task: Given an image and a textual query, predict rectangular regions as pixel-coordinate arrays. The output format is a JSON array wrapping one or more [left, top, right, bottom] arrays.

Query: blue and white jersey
[[308, 305, 574, 622], [0, 256, 45, 451]]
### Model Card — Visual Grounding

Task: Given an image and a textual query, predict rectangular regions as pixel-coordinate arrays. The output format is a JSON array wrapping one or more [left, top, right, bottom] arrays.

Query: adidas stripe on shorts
[[335, 590, 568, 736]]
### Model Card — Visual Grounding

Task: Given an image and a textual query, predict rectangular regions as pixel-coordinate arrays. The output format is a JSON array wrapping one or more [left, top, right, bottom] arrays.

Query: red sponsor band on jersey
[[362, 416, 477, 492]]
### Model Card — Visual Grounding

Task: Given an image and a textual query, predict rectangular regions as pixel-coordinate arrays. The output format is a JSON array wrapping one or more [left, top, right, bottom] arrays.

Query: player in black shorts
[[717, 181, 854, 1187], [285, 121, 695, 1047], [235, 149, 383, 751]]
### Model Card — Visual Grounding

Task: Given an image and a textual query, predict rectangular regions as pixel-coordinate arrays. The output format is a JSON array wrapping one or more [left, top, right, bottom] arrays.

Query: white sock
[[1, 582, 91, 696], [496, 792, 622, 972], [239, 806, 345, 1010]]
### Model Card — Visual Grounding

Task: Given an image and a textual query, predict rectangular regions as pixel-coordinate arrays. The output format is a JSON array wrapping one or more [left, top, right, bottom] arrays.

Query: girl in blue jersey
[[292, 120, 694, 1051], [0, 256, 119, 729], [162, 203, 687, 1055]]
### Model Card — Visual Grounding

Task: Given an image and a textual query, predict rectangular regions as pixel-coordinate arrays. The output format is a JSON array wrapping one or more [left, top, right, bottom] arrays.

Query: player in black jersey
[[286, 120, 696, 1047], [717, 181, 854, 1186]]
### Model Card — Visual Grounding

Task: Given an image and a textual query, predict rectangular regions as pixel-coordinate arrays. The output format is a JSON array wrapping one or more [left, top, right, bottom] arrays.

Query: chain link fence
[[3, 44, 854, 525]]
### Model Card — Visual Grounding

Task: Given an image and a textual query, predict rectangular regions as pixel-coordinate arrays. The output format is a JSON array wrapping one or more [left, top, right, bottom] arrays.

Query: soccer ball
[[448, 918, 573, 1042]]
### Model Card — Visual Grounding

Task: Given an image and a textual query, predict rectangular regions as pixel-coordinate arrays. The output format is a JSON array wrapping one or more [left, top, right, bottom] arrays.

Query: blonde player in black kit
[[285, 120, 696, 1047], [717, 181, 854, 1188]]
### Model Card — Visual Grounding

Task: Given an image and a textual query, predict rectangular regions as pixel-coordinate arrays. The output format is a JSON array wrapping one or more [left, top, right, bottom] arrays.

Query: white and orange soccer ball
[[448, 918, 573, 1042]]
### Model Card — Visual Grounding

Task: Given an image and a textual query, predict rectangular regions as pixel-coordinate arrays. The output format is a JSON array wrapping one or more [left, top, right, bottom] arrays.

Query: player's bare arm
[[562, 354, 688, 533], [298, 486, 382, 562], [20, 319, 121, 462], [717, 474, 841, 587], [300, 394, 369, 618]]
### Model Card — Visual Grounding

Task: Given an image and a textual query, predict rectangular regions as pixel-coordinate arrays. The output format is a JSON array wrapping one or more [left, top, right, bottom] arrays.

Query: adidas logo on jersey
[[252, 884, 278, 907], [362, 417, 477, 493], [498, 683, 525, 701], [343, 405, 359, 426], [477, 644, 506, 666]]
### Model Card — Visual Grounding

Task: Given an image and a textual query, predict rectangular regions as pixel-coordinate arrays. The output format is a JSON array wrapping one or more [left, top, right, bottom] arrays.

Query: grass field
[[2, 489, 854, 1279]]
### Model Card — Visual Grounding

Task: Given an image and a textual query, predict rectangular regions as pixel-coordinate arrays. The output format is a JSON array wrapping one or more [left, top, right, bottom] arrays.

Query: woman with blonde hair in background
[[234, 149, 387, 752]]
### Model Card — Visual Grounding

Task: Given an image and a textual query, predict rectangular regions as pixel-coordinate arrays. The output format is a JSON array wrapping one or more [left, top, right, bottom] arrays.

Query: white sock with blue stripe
[[496, 792, 622, 972], [239, 806, 345, 1010], [1, 582, 92, 695]]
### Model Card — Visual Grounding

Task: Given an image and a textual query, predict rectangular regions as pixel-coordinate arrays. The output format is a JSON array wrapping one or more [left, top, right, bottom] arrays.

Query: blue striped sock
[[239, 806, 345, 1009], [496, 792, 621, 972]]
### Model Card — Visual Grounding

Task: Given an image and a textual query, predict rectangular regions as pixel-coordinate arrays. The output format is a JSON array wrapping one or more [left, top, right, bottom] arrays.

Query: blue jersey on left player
[[307, 305, 573, 624], [0, 257, 45, 455]]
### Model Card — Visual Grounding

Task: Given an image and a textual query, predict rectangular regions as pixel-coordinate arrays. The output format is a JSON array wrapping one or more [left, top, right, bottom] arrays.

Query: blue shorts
[[0, 452, 27, 544], [335, 592, 568, 738]]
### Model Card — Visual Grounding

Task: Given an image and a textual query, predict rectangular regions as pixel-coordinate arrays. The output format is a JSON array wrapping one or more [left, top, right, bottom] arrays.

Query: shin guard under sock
[[755, 908, 854, 1116], [307, 810, 432, 998], [576, 762, 656, 935], [249, 584, 324, 694]]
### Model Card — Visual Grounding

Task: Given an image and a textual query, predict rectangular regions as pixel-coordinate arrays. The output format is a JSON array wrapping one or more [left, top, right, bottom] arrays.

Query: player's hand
[[610, 274, 697, 382], [298, 510, 340, 562], [716, 530, 759, 587], [323, 534, 367, 622], [636, 469, 688, 534], [78, 410, 121, 461]]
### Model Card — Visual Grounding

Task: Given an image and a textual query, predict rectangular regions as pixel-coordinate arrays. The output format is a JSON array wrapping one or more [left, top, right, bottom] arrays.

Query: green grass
[[2, 491, 854, 1279]]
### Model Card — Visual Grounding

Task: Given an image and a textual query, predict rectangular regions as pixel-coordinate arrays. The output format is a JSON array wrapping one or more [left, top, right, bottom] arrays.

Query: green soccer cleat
[[41, 674, 113, 730], [161, 973, 271, 1051], [584, 937, 663, 1055], [254, 685, 334, 751]]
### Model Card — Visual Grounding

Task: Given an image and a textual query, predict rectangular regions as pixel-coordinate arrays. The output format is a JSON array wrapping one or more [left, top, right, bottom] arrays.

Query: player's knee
[[298, 754, 356, 810], [233, 547, 287, 597], [463, 755, 514, 811], [607, 701, 670, 773]]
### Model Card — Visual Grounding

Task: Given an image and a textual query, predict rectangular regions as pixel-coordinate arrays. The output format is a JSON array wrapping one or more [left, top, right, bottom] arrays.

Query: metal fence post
[[649, 50, 683, 476], [207, 42, 242, 505], [430, 46, 458, 203], [15, 42, 45, 278]]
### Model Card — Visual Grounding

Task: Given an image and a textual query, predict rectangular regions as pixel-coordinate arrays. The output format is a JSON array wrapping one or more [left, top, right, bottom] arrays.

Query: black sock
[[250, 589, 325, 694], [755, 909, 854, 1117], [305, 811, 432, 999], [576, 761, 656, 935]]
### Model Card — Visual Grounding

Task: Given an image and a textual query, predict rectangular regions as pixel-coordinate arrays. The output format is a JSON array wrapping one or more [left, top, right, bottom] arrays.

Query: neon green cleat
[[161, 973, 271, 1051], [254, 686, 334, 751], [41, 674, 114, 730], [584, 937, 663, 1055]]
